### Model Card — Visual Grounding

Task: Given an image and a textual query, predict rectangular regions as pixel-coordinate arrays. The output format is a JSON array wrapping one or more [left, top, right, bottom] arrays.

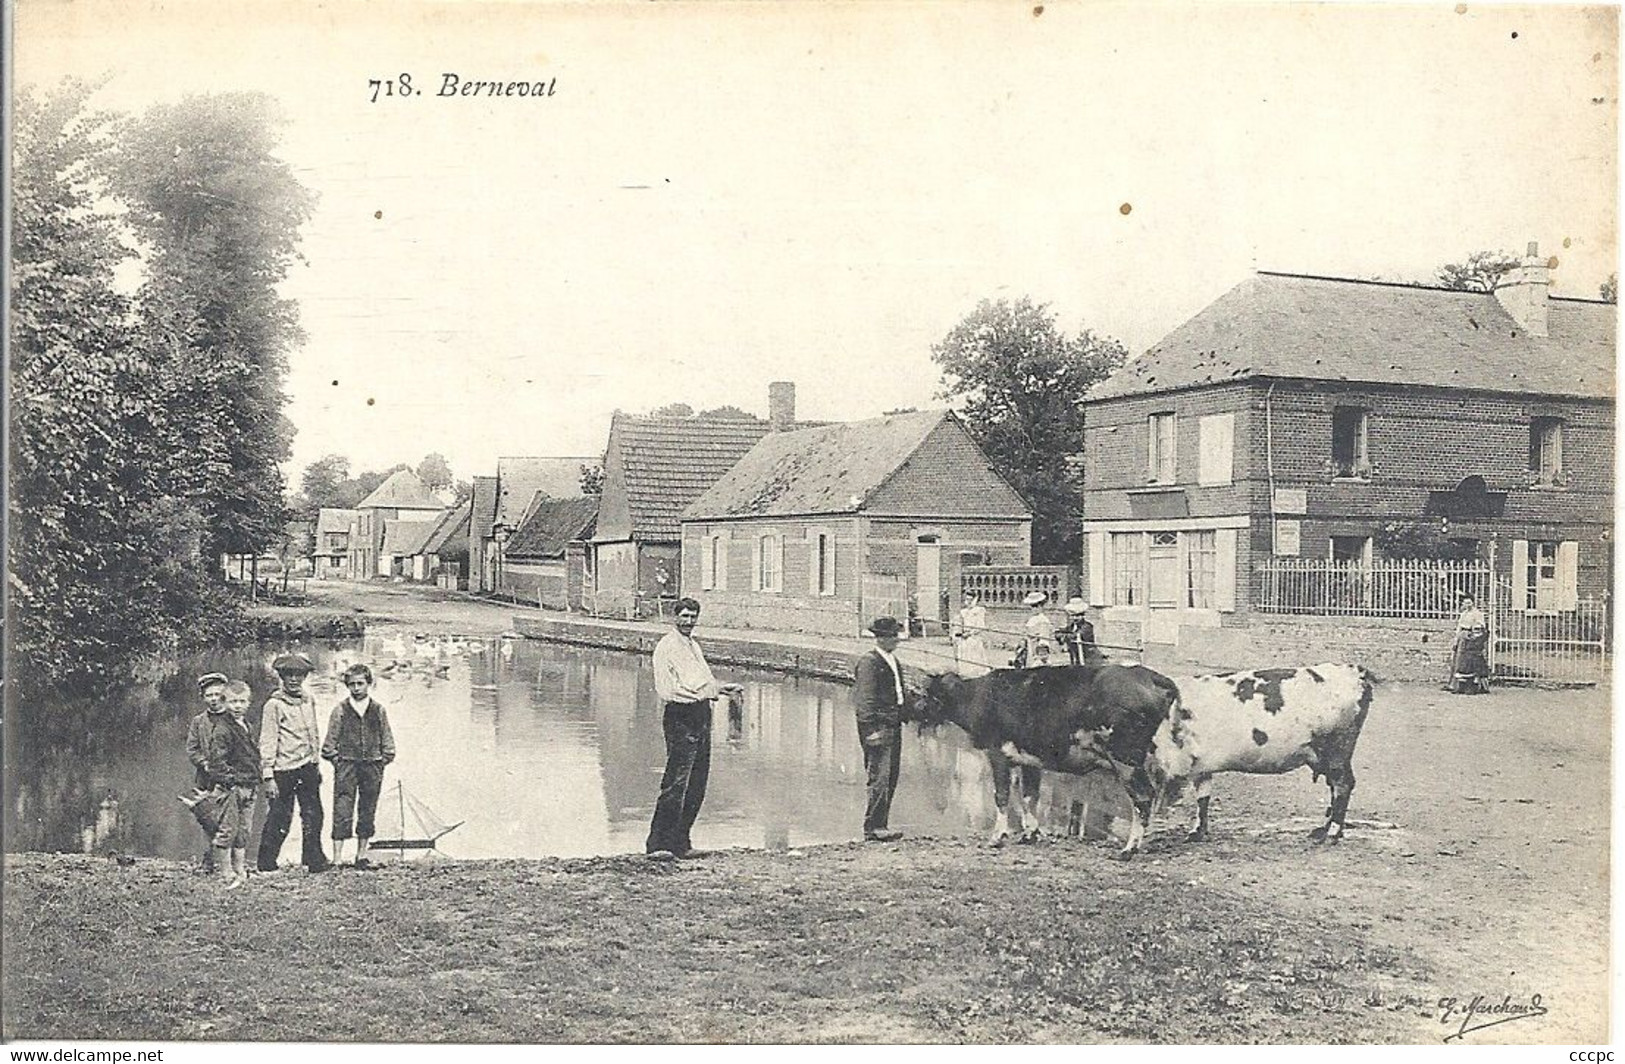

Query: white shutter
[[1088, 531, 1108, 605], [824, 532, 836, 595], [700, 534, 714, 591], [1215, 529, 1238, 612], [1511, 539, 1528, 612], [1198, 414, 1234, 486], [775, 534, 785, 593], [1557, 540, 1579, 611], [716, 529, 729, 592]]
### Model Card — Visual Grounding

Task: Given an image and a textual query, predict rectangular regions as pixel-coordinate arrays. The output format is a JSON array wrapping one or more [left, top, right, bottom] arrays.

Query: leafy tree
[[294, 453, 351, 516], [1601, 274, 1617, 304], [933, 297, 1127, 565], [580, 464, 605, 495], [650, 402, 694, 418], [699, 404, 754, 419], [1436, 250, 1520, 293], [417, 452, 453, 492], [11, 82, 194, 693], [115, 93, 315, 563], [451, 479, 474, 505]]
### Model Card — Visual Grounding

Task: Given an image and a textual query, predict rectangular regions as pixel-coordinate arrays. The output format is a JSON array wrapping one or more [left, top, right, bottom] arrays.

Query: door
[[1145, 531, 1181, 643], [916, 539, 942, 634]]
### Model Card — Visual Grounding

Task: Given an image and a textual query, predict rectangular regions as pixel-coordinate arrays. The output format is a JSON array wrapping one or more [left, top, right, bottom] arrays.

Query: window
[[1148, 413, 1177, 484], [812, 531, 836, 595], [1330, 535, 1370, 564], [1527, 540, 1559, 611], [1186, 530, 1217, 608], [1197, 414, 1234, 486], [1331, 407, 1369, 478], [1110, 532, 1145, 606], [756, 533, 783, 593], [326, 533, 346, 551], [329, 555, 343, 568], [1530, 417, 1564, 485]]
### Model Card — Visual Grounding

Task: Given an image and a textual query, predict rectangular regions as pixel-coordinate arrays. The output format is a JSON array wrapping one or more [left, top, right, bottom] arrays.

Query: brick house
[[500, 495, 599, 608], [681, 409, 1033, 636], [586, 386, 799, 616], [313, 508, 357, 579], [1080, 254, 1614, 646], [471, 457, 597, 593], [346, 469, 446, 579]]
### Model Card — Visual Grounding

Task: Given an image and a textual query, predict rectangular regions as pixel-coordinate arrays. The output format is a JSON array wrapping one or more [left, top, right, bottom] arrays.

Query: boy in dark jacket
[[183, 673, 229, 872], [202, 680, 262, 888], [322, 664, 396, 868]]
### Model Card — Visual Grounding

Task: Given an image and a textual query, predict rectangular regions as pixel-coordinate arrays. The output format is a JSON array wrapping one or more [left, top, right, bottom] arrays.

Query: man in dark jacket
[[852, 616, 908, 842], [323, 663, 396, 869]]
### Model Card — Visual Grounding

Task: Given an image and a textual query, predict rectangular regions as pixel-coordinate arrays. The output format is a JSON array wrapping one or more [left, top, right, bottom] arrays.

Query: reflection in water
[[7, 635, 1132, 861]]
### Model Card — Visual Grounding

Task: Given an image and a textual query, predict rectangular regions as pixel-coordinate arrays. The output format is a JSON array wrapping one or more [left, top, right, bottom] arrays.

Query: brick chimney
[[1493, 241, 1549, 338], [768, 381, 796, 432]]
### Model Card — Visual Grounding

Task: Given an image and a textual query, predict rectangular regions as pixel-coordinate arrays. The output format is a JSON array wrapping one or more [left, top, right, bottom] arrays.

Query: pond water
[[6, 635, 1131, 862]]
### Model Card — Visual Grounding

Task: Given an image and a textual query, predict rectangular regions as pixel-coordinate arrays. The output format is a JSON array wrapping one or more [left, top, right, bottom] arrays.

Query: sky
[[16, 0, 1618, 487]]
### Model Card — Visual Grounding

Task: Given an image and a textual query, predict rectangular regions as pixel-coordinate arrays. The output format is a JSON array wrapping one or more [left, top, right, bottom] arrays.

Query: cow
[[1132, 663, 1377, 854], [908, 664, 1179, 853]]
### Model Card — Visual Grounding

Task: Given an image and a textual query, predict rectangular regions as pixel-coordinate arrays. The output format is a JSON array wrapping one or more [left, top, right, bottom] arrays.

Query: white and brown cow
[[1124, 663, 1377, 856]]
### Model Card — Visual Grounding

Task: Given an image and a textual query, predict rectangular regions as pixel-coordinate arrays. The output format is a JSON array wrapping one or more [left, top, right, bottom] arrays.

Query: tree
[[417, 452, 453, 492], [934, 298, 1127, 565], [580, 464, 605, 495], [115, 93, 315, 564], [1436, 250, 1520, 293], [296, 454, 351, 515], [699, 404, 754, 419], [650, 402, 694, 418], [451, 479, 474, 505], [1601, 274, 1617, 304]]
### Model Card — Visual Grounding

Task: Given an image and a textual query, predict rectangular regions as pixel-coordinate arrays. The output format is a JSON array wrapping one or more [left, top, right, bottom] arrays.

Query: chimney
[[768, 381, 796, 432], [1492, 240, 1549, 338]]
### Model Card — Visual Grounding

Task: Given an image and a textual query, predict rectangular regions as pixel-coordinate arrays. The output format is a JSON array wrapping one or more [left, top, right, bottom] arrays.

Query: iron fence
[[1255, 557, 1490, 618]]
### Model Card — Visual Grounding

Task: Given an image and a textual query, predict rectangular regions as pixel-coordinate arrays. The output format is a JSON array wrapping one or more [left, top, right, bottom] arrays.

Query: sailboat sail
[[371, 782, 464, 851]]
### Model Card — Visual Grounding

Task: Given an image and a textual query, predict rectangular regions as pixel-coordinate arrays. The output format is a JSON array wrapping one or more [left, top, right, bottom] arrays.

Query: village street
[[5, 579, 1609, 1043]]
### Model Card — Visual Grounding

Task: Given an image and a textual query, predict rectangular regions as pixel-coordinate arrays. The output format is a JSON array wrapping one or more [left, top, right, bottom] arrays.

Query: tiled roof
[[1091, 273, 1616, 402], [421, 501, 471, 555], [315, 508, 357, 536], [495, 456, 597, 529], [382, 519, 437, 557], [356, 469, 444, 510], [470, 476, 499, 543], [507, 496, 599, 559], [686, 410, 1028, 519], [604, 413, 772, 541]]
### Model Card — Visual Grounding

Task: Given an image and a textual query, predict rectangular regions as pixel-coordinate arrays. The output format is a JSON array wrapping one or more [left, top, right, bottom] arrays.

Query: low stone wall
[[512, 615, 863, 682], [1158, 613, 1456, 680]]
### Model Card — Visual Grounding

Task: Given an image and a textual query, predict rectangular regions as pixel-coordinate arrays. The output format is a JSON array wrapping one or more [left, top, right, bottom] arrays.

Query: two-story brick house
[[1080, 253, 1614, 645]]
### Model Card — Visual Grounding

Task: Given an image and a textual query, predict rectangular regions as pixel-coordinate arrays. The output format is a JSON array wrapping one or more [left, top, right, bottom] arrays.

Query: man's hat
[[1023, 591, 1049, 607], [196, 672, 229, 695], [271, 652, 315, 676], [1064, 596, 1088, 614], [866, 616, 903, 638]]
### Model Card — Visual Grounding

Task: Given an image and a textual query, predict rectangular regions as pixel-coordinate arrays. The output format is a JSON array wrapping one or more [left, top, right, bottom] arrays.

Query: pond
[[5, 635, 1132, 863]]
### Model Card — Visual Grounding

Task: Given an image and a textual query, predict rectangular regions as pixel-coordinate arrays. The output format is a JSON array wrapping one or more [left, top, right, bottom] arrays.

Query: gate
[[860, 573, 910, 637], [1489, 577, 1610, 685]]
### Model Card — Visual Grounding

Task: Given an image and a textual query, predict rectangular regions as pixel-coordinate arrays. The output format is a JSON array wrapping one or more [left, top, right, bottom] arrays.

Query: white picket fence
[[1255, 558, 1490, 619]]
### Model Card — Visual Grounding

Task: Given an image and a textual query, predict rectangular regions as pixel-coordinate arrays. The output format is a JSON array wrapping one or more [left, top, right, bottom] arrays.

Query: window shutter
[[1147, 417, 1158, 481], [716, 529, 729, 592], [1198, 414, 1234, 486], [1511, 539, 1528, 612], [1088, 531, 1108, 605], [1557, 540, 1579, 611], [807, 529, 820, 594], [825, 532, 836, 595], [1214, 529, 1238, 612], [775, 534, 785, 593]]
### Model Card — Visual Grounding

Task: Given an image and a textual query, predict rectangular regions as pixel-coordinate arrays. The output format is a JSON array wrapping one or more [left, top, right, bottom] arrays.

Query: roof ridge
[[1254, 270, 1496, 295]]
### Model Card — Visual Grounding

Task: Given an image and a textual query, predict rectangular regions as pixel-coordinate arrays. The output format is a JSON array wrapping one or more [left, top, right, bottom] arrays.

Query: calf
[[909, 664, 1179, 855], [1133, 663, 1377, 854]]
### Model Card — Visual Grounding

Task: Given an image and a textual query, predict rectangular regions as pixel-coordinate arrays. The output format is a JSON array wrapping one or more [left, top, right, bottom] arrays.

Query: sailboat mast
[[397, 780, 406, 859]]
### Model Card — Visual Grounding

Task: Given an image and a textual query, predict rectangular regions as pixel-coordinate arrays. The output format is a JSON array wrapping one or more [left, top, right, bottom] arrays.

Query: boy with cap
[[1059, 597, 1097, 666], [322, 663, 396, 869], [256, 653, 331, 873], [184, 673, 229, 871], [852, 616, 908, 842]]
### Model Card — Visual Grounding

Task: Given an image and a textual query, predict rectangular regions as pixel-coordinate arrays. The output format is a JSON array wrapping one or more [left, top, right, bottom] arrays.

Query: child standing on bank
[[202, 680, 262, 888], [322, 664, 396, 869]]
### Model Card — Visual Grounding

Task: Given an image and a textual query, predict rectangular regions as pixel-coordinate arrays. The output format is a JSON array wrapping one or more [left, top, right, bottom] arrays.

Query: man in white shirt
[[646, 597, 743, 860]]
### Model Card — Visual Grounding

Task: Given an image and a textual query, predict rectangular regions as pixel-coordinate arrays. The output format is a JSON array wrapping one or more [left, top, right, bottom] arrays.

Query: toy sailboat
[[370, 781, 464, 855]]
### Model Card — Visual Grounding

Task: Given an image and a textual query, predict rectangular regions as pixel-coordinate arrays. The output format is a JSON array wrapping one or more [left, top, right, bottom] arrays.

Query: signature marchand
[[1437, 993, 1548, 1042]]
